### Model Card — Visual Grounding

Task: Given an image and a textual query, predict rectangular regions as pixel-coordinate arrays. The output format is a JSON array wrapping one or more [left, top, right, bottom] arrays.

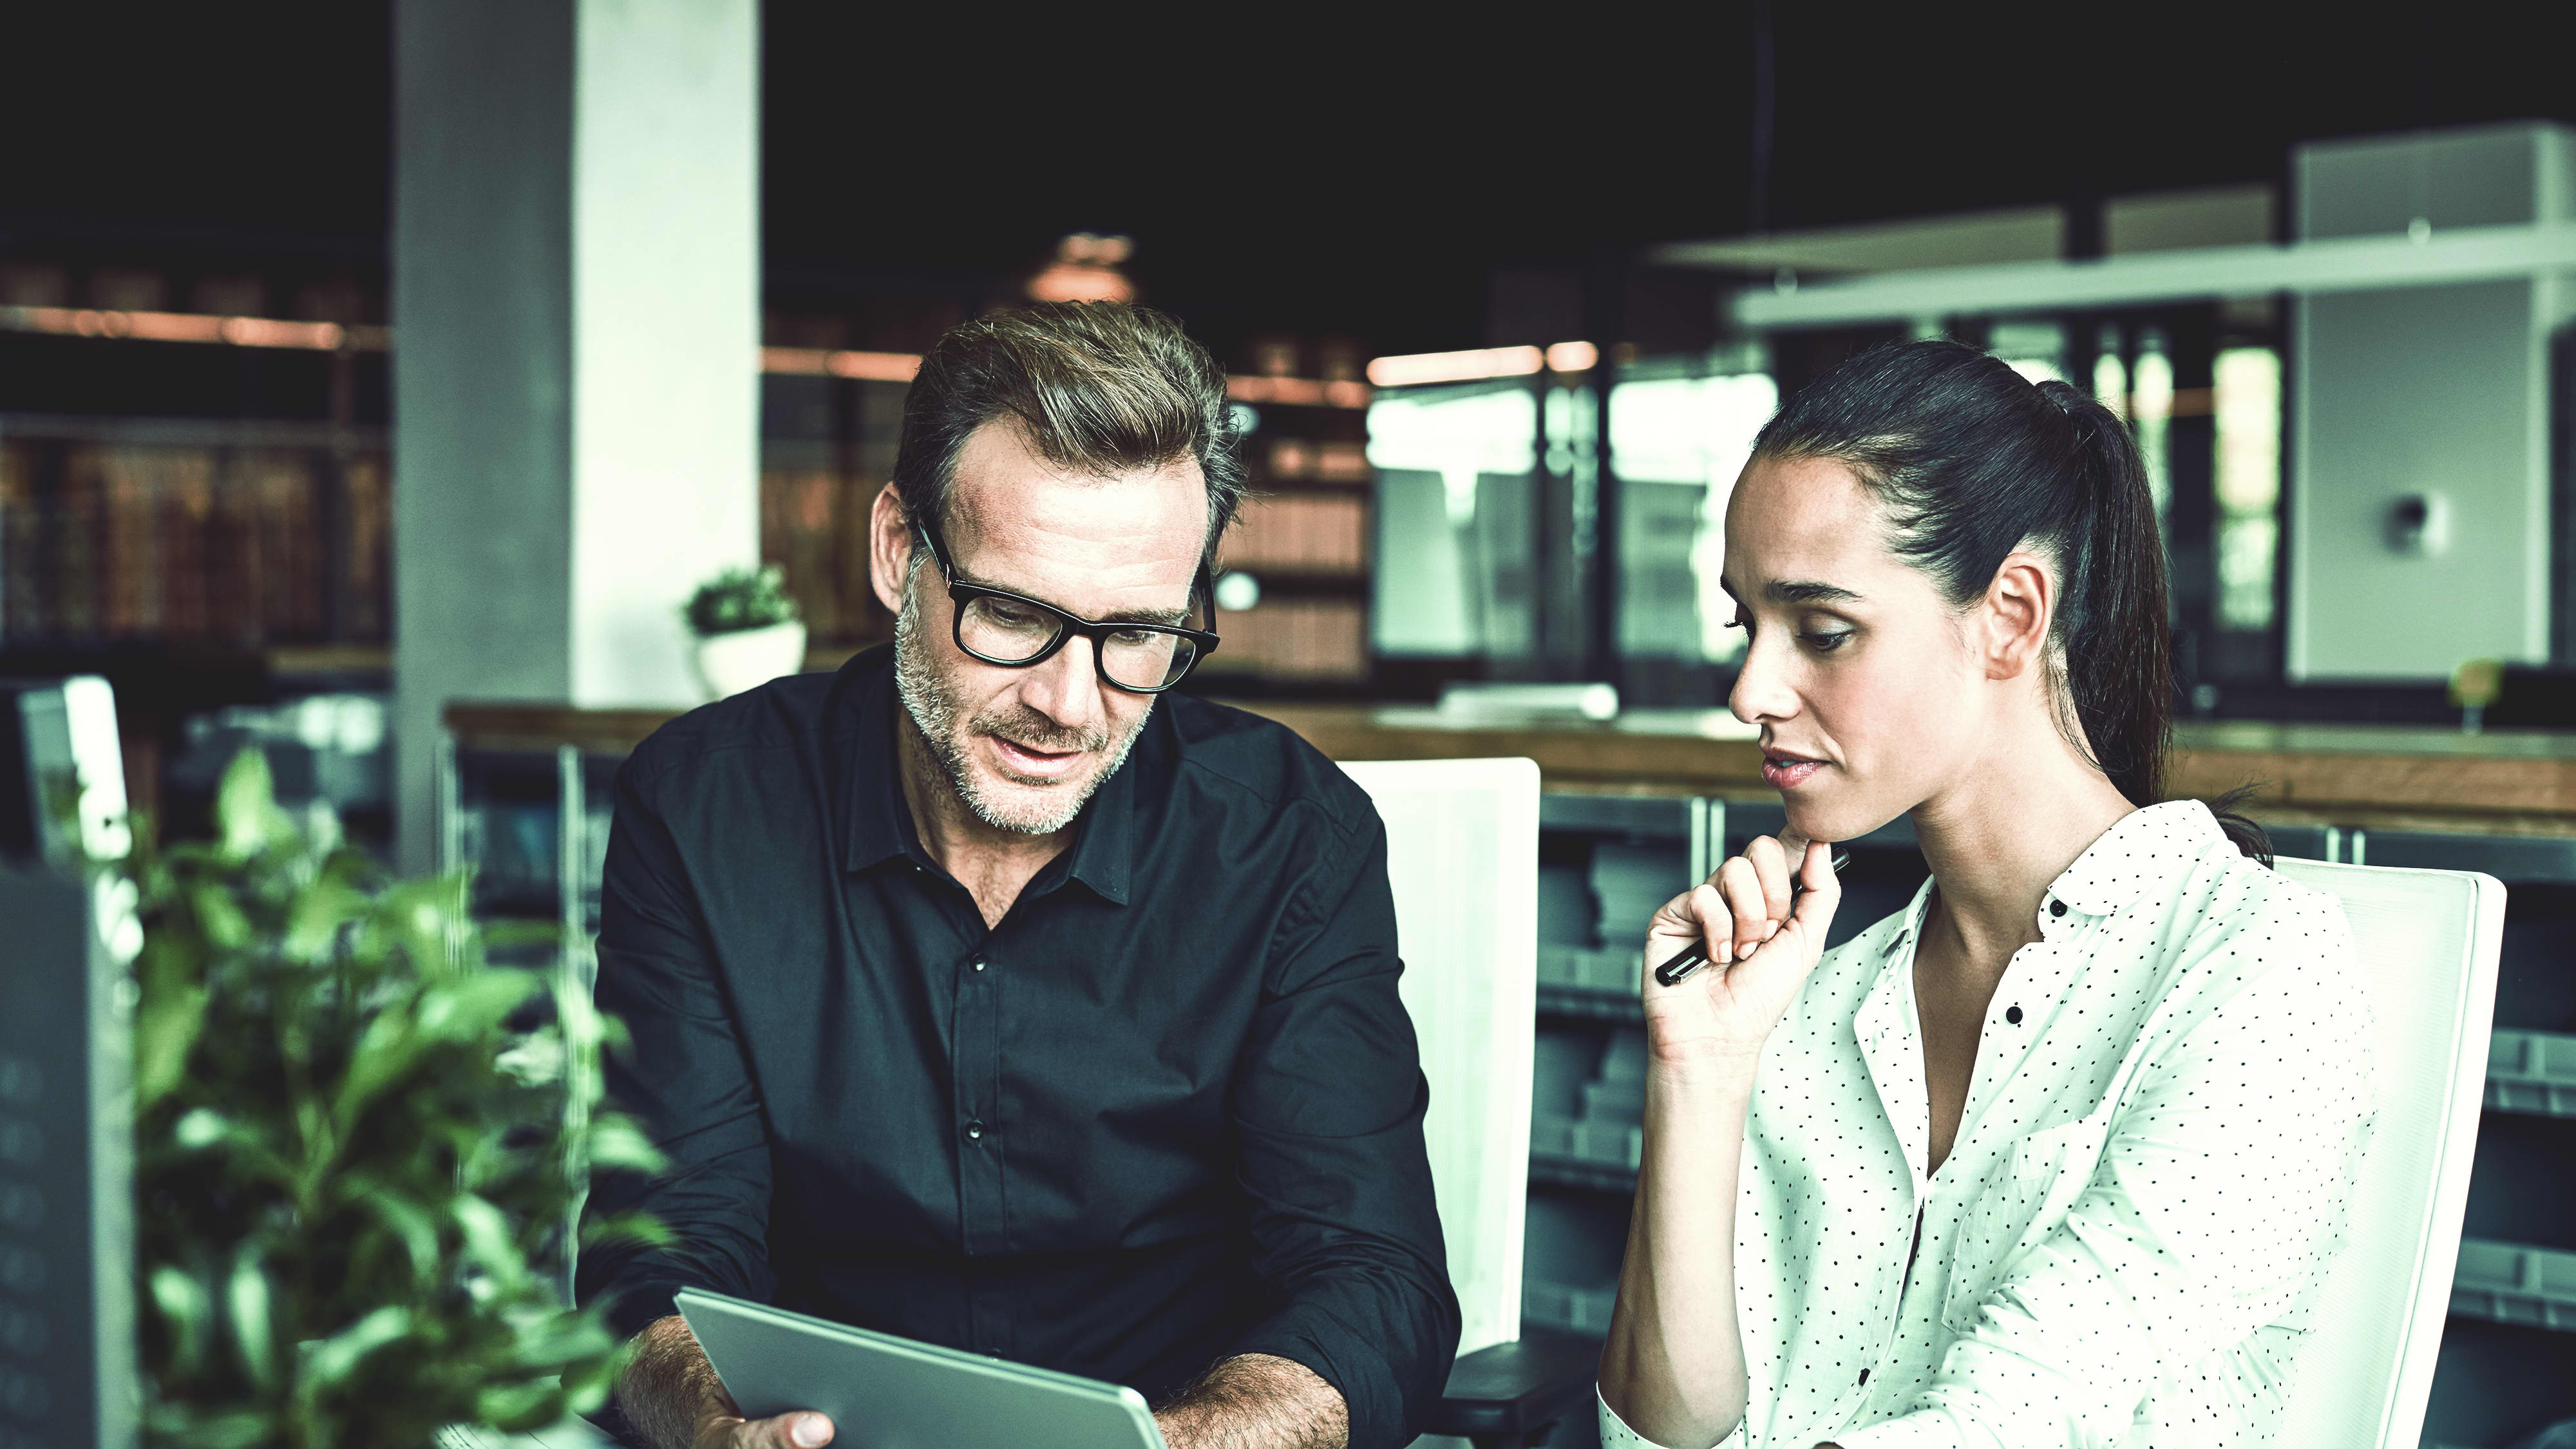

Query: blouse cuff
[[1598, 1386, 1741, 1449]]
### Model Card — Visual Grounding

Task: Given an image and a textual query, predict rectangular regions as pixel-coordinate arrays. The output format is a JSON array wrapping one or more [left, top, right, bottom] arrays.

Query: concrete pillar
[[392, 0, 759, 873]]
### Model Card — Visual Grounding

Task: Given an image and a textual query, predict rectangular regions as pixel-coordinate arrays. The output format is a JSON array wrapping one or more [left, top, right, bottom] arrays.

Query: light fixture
[[1544, 341, 1598, 374], [1027, 233, 1137, 304], [1365, 346, 1544, 388]]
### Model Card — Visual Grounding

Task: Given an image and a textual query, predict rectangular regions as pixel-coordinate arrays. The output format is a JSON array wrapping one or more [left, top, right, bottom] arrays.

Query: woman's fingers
[[1643, 883, 1720, 976], [1739, 835, 1794, 933], [1715, 856, 1771, 960], [1792, 838, 1842, 926]]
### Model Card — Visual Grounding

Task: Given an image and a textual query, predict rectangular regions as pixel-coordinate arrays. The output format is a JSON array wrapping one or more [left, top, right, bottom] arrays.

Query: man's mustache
[[971, 705, 1108, 755]]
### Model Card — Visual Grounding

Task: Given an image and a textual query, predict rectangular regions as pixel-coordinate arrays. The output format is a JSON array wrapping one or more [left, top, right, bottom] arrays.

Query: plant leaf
[[299, 1303, 411, 1390], [148, 1264, 209, 1378], [225, 1244, 277, 1389], [213, 748, 290, 860]]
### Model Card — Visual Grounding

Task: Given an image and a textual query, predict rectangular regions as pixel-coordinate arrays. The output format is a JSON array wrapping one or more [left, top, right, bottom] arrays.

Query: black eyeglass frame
[[911, 518, 1222, 694]]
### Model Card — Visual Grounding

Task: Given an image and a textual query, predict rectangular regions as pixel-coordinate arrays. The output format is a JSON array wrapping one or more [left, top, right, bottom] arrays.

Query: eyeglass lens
[[957, 596, 1198, 690]]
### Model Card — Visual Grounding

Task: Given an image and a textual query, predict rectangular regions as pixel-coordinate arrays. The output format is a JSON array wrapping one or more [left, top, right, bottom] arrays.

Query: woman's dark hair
[[1751, 339, 2269, 863]]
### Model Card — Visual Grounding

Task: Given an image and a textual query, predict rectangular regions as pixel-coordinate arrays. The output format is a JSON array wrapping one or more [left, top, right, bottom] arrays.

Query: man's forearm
[[616, 1314, 734, 1449], [1155, 1353, 1348, 1449]]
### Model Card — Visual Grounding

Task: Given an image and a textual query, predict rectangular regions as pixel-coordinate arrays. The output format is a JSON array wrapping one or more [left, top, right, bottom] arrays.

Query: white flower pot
[[692, 620, 807, 700]]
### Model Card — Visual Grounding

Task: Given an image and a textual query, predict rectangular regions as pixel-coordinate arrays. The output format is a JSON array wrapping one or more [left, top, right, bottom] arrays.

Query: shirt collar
[[1874, 797, 2222, 956], [2043, 798, 2224, 920], [838, 647, 1138, 905]]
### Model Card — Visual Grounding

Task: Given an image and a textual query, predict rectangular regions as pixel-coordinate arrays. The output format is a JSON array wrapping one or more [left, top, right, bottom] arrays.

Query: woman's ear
[[868, 484, 914, 615], [1979, 551, 2056, 681]]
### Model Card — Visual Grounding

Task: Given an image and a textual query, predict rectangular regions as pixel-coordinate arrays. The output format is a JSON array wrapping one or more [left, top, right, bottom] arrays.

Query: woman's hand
[[1640, 833, 1842, 1071]]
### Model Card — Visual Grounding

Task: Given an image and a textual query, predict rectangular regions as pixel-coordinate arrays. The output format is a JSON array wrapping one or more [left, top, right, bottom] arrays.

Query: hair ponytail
[[1751, 341, 2272, 864]]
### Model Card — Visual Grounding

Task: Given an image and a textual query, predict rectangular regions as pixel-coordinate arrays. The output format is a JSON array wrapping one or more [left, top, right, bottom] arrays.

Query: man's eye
[[987, 601, 1046, 628]]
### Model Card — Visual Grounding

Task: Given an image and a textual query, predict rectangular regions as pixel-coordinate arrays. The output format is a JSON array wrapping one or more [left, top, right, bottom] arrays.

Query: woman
[[1596, 341, 2370, 1449]]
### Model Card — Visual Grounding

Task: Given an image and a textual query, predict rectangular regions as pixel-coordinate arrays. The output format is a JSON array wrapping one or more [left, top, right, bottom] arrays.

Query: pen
[[1651, 849, 1852, 987]]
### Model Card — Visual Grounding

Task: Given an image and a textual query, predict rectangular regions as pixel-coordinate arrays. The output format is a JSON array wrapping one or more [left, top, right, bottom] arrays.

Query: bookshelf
[[0, 300, 1382, 692], [1204, 346, 1375, 688]]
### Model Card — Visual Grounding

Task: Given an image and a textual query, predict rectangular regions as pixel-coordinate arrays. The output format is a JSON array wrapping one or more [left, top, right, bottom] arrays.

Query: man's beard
[[894, 587, 1149, 835]]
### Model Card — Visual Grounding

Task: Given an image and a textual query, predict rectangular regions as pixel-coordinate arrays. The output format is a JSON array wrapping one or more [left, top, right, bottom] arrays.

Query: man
[[578, 301, 1459, 1449]]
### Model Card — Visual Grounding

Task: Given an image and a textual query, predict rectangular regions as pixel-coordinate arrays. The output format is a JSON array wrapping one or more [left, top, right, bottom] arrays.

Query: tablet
[[674, 1288, 1168, 1449]]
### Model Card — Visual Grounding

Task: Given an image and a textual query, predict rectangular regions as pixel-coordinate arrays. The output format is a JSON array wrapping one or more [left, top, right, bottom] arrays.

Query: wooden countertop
[[443, 699, 2576, 838]]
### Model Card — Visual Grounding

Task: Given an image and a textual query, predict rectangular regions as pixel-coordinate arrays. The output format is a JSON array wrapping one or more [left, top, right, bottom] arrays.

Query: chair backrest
[[1336, 758, 1540, 1358], [2271, 858, 2505, 1449]]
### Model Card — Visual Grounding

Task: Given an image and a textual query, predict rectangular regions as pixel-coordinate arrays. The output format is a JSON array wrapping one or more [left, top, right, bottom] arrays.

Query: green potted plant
[[129, 748, 665, 1448], [681, 564, 806, 699]]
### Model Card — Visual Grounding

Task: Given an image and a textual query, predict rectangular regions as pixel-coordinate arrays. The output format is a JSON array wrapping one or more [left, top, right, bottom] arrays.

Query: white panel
[[2289, 279, 2545, 679], [2297, 124, 2551, 240], [1726, 221, 2576, 330], [2271, 860, 2504, 1449], [569, 0, 762, 706], [1337, 757, 1540, 1356]]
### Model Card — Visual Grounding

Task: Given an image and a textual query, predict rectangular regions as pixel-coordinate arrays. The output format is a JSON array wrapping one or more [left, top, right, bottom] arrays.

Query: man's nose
[[1016, 634, 1106, 734]]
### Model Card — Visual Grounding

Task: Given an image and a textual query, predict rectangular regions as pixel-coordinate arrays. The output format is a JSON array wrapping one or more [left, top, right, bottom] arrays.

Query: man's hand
[[618, 1314, 835, 1449], [1154, 1353, 1347, 1449]]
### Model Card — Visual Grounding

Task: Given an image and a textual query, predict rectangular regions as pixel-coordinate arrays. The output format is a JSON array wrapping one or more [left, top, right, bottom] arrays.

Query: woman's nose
[[1728, 635, 1798, 725]]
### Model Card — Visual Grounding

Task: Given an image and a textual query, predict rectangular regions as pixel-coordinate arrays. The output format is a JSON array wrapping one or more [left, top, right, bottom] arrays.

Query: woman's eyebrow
[[1766, 580, 1862, 605]]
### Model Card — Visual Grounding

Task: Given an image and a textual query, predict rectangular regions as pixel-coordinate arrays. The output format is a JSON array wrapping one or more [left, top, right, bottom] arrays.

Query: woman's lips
[[990, 735, 1083, 780], [1761, 755, 1826, 790]]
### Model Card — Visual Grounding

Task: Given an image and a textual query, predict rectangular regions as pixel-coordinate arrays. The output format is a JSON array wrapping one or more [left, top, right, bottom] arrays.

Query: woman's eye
[[1801, 630, 1853, 653]]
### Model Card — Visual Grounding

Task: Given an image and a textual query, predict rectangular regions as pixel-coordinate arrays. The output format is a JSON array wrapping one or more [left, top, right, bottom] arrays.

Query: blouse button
[[2049, 899, 2068, 918], [2006, 1005, 2023, 1025]]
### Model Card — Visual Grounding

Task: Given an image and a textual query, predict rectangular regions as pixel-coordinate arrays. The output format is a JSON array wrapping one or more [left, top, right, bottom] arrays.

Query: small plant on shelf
[[681, 564, 810, 699], [681, 564, 800, 638], [129, 749, 665, 1448]]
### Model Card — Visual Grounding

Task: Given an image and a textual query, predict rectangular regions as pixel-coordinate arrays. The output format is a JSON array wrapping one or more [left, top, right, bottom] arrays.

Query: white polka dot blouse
[[1601, 799, 2374, 1448]]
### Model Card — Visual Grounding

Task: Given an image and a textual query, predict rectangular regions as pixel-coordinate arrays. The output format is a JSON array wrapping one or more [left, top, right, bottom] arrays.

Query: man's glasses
[[912, 520, 1220, 694]]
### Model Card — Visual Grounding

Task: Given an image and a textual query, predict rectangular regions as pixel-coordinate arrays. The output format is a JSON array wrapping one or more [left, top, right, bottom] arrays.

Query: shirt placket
[[952, 927, 1012, 1358], [1853, 931, 1930, 1409]]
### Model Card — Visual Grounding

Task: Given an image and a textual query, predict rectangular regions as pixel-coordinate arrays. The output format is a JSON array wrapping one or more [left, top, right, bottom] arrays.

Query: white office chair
[[1338, 759, 1598, 1449], [2271, 858, 2505, 1449]]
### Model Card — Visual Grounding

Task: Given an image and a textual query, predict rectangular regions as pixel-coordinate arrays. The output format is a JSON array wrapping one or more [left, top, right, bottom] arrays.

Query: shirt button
[[2049, 899, 2068, 918], [972, 959, 987, 972], [965, 1120, 985, 1141]]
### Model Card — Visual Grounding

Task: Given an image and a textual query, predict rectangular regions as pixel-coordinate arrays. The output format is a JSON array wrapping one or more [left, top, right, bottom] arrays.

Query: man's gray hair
[[889, 301, 1249, 564]]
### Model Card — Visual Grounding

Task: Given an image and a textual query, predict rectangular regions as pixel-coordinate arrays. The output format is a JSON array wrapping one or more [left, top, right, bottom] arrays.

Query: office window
[[1367, 383, 1539, 658], [1989, 319, 2067, 384], [1607, 372, 1778, 663], [2132, 329, 2174, 527], [2213, 346, 2282, 631]]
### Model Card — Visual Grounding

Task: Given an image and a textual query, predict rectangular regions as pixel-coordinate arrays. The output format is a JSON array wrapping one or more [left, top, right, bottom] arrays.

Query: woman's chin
[[1781, 790, 1907, 847]]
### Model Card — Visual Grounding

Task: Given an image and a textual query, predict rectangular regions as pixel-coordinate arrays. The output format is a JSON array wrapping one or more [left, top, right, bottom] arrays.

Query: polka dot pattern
[[1600, 800, 2374, 1449]]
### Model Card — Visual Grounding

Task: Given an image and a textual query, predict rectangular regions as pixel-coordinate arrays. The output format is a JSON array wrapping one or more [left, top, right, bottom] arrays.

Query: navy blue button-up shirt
[[577, 647, 1457, 1448]]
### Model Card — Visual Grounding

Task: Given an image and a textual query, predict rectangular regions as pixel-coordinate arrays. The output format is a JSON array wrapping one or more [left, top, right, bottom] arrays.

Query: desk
[[446, 698, 2576, 840]]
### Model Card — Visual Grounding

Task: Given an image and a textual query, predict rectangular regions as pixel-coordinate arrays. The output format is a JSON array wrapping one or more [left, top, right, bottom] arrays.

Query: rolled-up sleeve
[[1225, 811, 1463, 1449], [575, 753, 779, 1341], [1838, 912, 2373, 1449]]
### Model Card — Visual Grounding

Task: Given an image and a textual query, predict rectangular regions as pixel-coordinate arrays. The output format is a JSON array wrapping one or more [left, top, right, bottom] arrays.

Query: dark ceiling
[[5, 2, 2568, 361]]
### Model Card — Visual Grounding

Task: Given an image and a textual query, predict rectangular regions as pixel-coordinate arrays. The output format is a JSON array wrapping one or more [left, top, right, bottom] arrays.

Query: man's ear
[[868, 484, 913, 616], [1980, 551, 2055, 681]]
